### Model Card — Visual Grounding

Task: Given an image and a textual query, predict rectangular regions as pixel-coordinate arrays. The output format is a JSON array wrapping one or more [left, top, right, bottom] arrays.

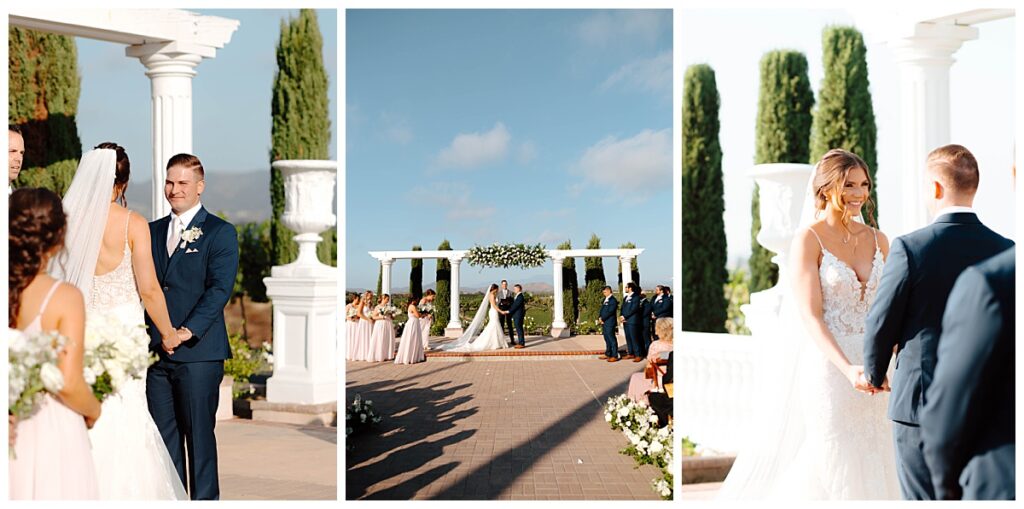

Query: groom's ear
[[932, 180, 943, 200], [197, 178, 206, 196]]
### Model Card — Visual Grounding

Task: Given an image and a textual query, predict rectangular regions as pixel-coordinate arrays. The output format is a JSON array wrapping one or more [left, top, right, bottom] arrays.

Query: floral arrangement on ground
[[346, 393, 383, 450], [466, 243, 548, 269], [605, 394, 673, 499]]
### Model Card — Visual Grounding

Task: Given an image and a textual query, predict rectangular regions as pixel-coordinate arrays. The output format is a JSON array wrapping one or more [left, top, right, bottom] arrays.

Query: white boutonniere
[[179, 226, 203, 249]]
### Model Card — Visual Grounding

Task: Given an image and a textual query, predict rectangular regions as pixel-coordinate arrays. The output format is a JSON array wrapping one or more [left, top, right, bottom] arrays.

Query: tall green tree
[[270, 9, 333, 266], [811, 25, 878, 225], [409, 245, 423, 297], [682, 64, 728, 332], [617, 241, 640, 290], [751, 50, 815, 292], [8, 27, 82, 195], [556, 240, 579, 333], [432, 240, 452, 336], [579, 234, 607, 325], [375, 265, 382, 297]]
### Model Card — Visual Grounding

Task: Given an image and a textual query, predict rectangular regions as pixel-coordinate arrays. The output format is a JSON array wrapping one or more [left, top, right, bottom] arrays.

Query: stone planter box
[[682, 455, 735, 484]]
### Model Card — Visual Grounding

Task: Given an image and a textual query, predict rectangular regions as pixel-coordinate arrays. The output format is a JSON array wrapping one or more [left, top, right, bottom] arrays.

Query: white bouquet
[[378, 304, 400, 319], [417, 302, 434, 314], [346, 306, 358, 320], [83, 311, 157, 401], [9, 328, 66, 420]]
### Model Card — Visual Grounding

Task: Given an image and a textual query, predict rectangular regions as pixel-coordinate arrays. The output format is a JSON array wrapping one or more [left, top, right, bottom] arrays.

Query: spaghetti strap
[[35, 280, 63, 321], [871, 227, 879, 251], [807, 227, 824, 249], [123, 210, 131, 243]]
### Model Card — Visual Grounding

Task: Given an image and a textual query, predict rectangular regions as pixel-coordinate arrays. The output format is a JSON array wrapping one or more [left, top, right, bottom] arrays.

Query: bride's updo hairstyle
[[488, 283, 499, 293], [811, 148, 876, 228], [8, 188, 67, 327], [95, 142, 130, 207]]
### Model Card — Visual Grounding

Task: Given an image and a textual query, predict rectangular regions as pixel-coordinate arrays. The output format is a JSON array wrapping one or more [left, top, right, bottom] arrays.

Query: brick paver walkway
[[219, 419, 337, 500], [345, 354, 663, 500]]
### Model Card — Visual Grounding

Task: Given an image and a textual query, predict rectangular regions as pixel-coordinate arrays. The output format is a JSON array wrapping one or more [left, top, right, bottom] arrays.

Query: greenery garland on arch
[[466, 243, 548, 269]]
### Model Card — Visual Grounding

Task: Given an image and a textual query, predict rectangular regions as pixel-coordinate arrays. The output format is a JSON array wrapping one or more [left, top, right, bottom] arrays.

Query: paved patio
[[219, 419, 337, 500], [345, 352, 664, 500]]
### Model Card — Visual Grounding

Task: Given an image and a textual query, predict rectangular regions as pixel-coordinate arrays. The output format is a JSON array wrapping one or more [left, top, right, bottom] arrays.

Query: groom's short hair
[[927, 144, 979, 194], [166, 153, 205, 181]]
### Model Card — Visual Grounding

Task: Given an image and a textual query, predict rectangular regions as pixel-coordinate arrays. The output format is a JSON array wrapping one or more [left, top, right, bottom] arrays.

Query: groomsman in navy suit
[[598, 286, 619, 362], [146, 153, 239, 500], [650, 285, 673, 342], [508, 284, 527, 348], [922, 247, 1015, 500], [619, 282, 643, 362], [638, 290, 652, 358]]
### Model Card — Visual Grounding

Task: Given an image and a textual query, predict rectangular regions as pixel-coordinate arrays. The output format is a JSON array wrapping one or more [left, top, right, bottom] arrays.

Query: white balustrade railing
[[678, 331, 765, 454]]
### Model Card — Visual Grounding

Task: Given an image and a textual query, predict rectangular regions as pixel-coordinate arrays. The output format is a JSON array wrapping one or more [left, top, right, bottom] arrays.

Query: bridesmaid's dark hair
[[96, 142, 130, 207], [407, 297, 420, 308], [9, 188, 67, 327]]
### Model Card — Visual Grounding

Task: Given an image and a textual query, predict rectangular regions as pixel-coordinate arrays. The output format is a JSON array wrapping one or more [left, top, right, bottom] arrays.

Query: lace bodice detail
[[818, 247, 884, 338], [89, 241, 142, 313]]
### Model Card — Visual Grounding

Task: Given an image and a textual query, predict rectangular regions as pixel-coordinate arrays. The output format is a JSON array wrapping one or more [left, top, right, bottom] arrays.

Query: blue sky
[[346, 9, 673, 290], [681, 9, 1015, 265], [74, 9, 337, 176]]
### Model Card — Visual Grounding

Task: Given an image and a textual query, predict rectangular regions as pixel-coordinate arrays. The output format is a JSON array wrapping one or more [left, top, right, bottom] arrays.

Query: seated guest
[[626, 317, 674, 403]]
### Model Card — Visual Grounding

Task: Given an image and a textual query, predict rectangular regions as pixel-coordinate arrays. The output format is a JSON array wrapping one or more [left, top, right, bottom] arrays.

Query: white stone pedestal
[[264, 275, 337, 405]]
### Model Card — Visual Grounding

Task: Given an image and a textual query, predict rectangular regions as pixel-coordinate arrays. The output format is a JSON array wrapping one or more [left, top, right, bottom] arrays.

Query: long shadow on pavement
[[345, 368, 479, 500]]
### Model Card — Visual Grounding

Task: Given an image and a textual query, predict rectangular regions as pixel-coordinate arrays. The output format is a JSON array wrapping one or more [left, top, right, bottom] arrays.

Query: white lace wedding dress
[[437, 298, 507, 352], [85, 222, 188, 500], [719, 234, 900, 500]]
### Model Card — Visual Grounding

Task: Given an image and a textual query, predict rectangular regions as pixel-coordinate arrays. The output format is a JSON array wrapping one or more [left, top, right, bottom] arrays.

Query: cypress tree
[[8, 27, 82, 195], [432, 240, 452, 336], [682, 64, 728, 332], [556, 240, 579, 333], [578, 234, 606, 325], [751, 50, 814, 292], [811, 26, 878, 225], [375, 265, 382, 297], [271, 9, 333, 265], [409, 245, 423, 297]]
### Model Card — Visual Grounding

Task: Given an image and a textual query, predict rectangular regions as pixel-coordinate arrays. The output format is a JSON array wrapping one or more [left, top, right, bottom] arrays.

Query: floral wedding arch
[[368, 245, 644, 338]]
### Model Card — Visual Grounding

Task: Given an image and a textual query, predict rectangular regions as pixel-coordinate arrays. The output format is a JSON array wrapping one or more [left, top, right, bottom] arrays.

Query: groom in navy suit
[[508, 284, 527, 348], [598, 286, 619, 362], [145, 153, 239, 500], [863, 145, 1012, 500], [619, 282, 643, 362]]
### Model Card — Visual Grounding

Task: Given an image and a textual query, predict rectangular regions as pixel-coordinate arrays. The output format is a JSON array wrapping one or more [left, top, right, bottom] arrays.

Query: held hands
[[161, 327, 193, 355], [846, 364, 890, 395]]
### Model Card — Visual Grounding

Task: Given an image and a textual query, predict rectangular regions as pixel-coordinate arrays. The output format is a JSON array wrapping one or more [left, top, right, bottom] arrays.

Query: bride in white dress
[[52, 144, 187, 499], [436, 284, 509, 352], [719, 149, 899, 500]]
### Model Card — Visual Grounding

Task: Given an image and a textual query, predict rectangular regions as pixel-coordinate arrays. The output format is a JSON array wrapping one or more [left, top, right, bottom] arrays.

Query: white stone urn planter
[[741, 163, 814, 336], [216, 375, 234, 421], [263, 159, 338, 407]]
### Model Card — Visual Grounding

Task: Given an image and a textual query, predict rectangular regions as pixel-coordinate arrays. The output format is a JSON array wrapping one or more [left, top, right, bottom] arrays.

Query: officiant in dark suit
[[497, 280, 515, 345]]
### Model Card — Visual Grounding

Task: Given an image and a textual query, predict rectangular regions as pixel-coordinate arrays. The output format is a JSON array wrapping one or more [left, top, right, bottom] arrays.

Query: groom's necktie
[[167, 217, 182, 256]]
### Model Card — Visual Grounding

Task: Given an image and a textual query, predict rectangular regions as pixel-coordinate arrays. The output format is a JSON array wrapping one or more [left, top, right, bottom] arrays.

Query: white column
[[380, 258, 394, 295], [619, 256, 634, 296], [885, 23, 977, 236], [550, 255, 568, 338], [445, 255, 464, 337], [126, 43, 204, 220]]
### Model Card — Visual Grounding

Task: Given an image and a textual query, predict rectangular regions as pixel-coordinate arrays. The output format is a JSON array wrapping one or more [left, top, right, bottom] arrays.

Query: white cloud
[[407, 182, 495, 221], [576, 11, 668, 47], [517, 141, 538, 164], [601, 51, 672, 96], [435, 122, 511, 169], [379, 112, 413, 145], [571, 128, 672, 202]]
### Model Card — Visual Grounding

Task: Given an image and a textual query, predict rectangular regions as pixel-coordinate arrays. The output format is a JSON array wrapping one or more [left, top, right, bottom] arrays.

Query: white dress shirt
[[167, 202, 203, 247]]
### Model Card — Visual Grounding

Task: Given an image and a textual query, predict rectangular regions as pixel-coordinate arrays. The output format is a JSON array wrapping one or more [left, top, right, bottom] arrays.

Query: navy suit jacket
[[651, 294, 673, 318], [863, 212, 1012, 424], [639, 297, 652, 329], [621, 293, 641, 326], [600, 296, 618, 325], [508, 293, 526, 321], [146, 206, 239, 363], [922, 247, 1015, 500]]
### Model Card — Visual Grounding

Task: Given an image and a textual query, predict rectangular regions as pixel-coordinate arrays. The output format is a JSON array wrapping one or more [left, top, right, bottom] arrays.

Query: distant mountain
[[126, 169, 338, 224]]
